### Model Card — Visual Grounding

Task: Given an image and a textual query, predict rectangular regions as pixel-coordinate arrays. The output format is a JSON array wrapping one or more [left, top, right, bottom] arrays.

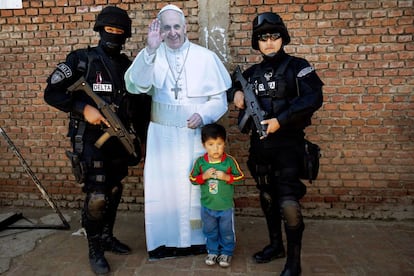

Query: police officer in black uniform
[[228, 12, 323, 276], [44, 6, 150, 275]]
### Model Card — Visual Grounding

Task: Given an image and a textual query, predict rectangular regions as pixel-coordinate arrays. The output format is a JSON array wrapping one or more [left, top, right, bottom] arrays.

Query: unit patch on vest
[[93, 83, 112, 92], [258, 83, 266, 92], [93, 72, 112, 92], [50, 63, 72, 84], [264, 71, 273, 81]]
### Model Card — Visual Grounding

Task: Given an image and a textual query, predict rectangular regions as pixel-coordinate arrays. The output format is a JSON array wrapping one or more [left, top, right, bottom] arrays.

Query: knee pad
[[280, 199, 303, 228], [85, 191, 107, 221], [260, 191, 273, 213]]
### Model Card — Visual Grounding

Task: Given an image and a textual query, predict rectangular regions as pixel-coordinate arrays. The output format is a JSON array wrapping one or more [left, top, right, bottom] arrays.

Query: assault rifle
[[233, 66, 268, 139], [67, 77, 138, 158]]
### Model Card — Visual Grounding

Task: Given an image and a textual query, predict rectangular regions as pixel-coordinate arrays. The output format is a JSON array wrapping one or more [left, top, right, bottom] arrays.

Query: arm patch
[[297, 66, 315, 78], [50, 63, 73, 84]]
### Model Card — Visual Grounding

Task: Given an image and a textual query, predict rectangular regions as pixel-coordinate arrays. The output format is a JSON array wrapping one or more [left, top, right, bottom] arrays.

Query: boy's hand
[[214, 170, 230, 181], [203, 168, 217, 180], [202, 168, 230, 182]]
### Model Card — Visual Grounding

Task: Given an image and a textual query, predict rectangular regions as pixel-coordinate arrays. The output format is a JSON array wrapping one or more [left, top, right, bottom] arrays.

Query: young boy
[[189, 123, 244, 268]]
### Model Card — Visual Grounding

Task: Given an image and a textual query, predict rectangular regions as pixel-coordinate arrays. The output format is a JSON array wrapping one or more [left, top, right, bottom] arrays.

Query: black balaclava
[[99, 30, 127, 56]]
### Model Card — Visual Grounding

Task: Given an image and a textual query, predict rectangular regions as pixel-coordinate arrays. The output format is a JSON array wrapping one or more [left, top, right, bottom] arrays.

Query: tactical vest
[[76, 46, 128, 110], [249, 56, 292, 118]]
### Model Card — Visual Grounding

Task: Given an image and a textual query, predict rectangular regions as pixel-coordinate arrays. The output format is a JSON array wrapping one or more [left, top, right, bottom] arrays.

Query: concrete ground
[[0, 207, 413, 276]]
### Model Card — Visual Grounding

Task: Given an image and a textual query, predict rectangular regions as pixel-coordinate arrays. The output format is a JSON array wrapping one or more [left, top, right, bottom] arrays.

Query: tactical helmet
[[251, 12, 290, 50], [93, 6, 132, 38]]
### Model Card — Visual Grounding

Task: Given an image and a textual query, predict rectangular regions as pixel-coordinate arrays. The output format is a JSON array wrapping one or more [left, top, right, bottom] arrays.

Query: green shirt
[[189, 153, 244, 210]]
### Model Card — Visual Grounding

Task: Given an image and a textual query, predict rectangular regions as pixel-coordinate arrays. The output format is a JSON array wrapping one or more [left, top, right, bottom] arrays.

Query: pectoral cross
[[171, 84, 181, 100], [165, 45, 190, 100]]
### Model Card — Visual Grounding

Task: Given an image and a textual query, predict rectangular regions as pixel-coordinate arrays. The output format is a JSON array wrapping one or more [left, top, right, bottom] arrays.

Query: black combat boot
[[101, 221, 131, 254], [253, 228, 286, 263], [101, 230, 131, 255], [101, 185, 131, 255], [254, 192, 286, 263], [88, 234, 110, 275], [280, 223, 304, 276]]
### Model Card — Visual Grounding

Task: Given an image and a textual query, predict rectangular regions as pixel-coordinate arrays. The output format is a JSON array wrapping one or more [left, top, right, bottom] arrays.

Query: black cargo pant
[[73, 130, 129, 239], [247, 142, 306, 248]]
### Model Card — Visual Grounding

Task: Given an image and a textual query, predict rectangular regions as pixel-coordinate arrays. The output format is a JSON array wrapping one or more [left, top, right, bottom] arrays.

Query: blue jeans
[[201, 206, 235, 256]]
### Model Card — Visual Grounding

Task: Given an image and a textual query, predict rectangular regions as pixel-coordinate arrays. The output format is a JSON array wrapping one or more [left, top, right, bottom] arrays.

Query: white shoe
[[217, 254, 232, 268], [205, 254, 218, 266]]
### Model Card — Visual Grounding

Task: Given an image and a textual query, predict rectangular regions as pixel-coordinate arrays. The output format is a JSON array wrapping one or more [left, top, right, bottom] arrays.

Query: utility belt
[[247, 139, 321, 185]]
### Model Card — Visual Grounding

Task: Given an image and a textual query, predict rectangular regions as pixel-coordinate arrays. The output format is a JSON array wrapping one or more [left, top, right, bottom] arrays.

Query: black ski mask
[[99, 29, 127, 55]]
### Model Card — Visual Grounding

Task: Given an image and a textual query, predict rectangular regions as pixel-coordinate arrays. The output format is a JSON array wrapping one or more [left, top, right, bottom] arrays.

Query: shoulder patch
[[57, 63, 72, 78], [50, 63, 72, 84], [297, 66, 315, 78]]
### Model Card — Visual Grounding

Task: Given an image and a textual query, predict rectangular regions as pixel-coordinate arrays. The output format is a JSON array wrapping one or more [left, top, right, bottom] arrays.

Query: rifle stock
[[233, 66, 268, 139], [67, 77, 137, 158]]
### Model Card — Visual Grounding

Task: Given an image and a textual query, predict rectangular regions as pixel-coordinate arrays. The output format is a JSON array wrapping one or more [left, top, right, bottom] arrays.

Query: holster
[[300, 139, 321, 183], [66, 150, 87, 184]]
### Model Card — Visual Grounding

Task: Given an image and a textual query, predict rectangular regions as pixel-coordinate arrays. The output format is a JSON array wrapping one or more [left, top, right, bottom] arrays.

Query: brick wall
[[0, 0, 413, 220]]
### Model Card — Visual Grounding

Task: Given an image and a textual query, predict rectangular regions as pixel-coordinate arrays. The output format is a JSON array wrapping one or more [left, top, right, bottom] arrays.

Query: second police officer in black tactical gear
[[44, 6, 150, 275], [228, 12, 323, 276]]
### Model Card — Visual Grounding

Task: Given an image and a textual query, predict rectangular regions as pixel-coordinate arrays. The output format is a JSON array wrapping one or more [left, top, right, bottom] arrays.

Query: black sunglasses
[[257, 33, 281, 42]]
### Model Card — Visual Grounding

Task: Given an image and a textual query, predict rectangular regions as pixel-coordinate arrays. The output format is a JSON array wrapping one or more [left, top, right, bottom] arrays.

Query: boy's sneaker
[[217, 254, 232, 268], [205, 254, 218, 266]]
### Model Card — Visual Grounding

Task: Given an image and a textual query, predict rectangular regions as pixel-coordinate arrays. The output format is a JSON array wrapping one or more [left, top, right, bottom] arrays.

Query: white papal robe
[[124, 39, 231, 251]]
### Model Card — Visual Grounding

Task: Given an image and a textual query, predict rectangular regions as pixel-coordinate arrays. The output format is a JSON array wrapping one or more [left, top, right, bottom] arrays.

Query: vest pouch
[[269, 76, 288, 98], [300, 139, 321, 183]]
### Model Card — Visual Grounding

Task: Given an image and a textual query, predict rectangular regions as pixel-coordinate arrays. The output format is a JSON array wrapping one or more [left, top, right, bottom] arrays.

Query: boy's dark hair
[[201, 123, 227, 143]]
